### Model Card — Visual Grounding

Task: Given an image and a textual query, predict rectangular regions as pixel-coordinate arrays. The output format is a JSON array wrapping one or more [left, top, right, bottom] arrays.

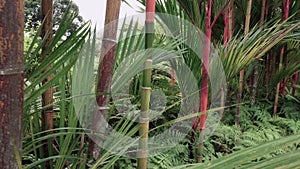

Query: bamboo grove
[[0, 0, 300, 168]]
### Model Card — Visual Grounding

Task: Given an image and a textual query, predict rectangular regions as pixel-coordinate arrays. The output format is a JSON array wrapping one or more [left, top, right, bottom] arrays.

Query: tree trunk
[[236, 0, 252, 126], [0, 0, 24, 168], [88, 0, 121, 160], [198, 0, 212, 163], [41, 1, 54, 167]]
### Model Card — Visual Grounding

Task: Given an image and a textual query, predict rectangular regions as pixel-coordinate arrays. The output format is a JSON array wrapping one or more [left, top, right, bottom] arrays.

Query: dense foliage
[[25, 0, 84, 34], [1, 0, 299, 168]]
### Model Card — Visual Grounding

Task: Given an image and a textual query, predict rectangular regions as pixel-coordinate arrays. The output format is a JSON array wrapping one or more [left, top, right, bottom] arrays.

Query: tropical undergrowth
[[207, 96, 300, 159], [21, 3, 300, 169]]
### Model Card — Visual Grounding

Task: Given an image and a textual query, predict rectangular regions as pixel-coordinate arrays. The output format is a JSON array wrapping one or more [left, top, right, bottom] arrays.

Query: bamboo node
[[102, 38, 116, 43], [97, 106, 110, 110], [44, 110, 53, 113], [137, 150, 148, 158], [0, 67, 23, 75], [142, 87, 152, 91], [196, 154, 203, 158], [139, 117, 150, 123]]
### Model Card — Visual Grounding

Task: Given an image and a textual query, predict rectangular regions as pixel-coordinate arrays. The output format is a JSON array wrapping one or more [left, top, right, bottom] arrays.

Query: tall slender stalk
[[274, 0, 290, 116], [171, 68, 175, 86], [224, 0, 234, 111], [292, 72, 299, 96], [0, 0, 24, 168], [279, 0, 290, 96], [265, 1, 271, 88], [88, 0, 121, 159], [260, 0, 267, 25], [41, 0, 54, 167], [250, 0, 266, 106], [291, 1, 299, 93], [198, 0, 212, 163], [137, 1, 156, 168], [274, 48, 284, 116], [228, 1, 234, 41], [266, 52, 271, 87], [223, 10, 229, 47], [236, 0, 252, 126], [138, 60, 152, 169], [220, 0, 232, 126]]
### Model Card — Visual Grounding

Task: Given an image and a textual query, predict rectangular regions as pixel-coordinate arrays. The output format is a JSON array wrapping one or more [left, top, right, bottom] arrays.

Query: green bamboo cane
[[137, 60, 152, 169], [137, 1, 156, 168]]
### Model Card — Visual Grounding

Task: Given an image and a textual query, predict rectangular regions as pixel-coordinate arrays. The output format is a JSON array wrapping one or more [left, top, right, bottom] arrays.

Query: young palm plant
[[173, 133, 300, 169], [138, 0, 300, 163], [23, 5, 90, 168], [21, 0, 300, 168]]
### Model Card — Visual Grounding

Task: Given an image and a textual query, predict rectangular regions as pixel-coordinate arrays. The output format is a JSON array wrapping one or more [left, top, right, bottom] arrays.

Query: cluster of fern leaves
[[110, 92, 300, 168]]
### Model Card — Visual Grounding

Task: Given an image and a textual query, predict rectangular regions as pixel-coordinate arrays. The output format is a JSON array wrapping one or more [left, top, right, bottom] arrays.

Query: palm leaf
[[173, 133, 300, 169], [221, 20, 300, 80]]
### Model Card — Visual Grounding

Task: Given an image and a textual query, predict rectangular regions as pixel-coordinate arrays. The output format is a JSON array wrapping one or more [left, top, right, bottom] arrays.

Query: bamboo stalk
[[138, 60, 152, 169], [137, 1, 156, 168], [280, 0, 290, 96], [292, 71, 299, 96], [274, 0, 290, 116], [0, 0, 24, 167], [251, 0, 267, 106], [236, 0, 252, 126], [228, 0, 234, 40], [88, 0, 121, 159], [41, 0, 54, 167], [265, 0, 271, 89], [224, 1, 234, 112], [197, 0, 212, 163], [260, 0, 267, 26], [266, 52, 271, 87], [274, 83, 280, 116], [171, 68, 175, 86], [223, 11, 229, 47], [145, 0, 156, 49], [41, 0, 54, 131], [218, 0, 231, 136]]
